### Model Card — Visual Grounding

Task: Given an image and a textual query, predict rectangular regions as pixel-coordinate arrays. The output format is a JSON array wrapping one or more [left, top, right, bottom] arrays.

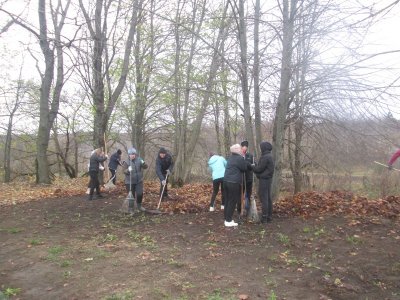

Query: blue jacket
[[208, 155, 227, 180]]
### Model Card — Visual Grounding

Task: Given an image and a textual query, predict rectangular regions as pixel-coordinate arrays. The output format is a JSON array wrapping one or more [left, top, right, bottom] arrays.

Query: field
[[1, 179, 400, 299]]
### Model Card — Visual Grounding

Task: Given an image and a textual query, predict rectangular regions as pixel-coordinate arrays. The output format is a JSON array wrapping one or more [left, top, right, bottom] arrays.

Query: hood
[[208, 155, 219, 165], [260, 141, 272, 154]]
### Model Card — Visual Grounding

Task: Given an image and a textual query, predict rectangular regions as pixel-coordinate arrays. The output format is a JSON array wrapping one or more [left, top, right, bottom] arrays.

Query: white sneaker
[[209, 206, 215, 212], [224, 220, 238, 227], [221, 205, 224, 210]]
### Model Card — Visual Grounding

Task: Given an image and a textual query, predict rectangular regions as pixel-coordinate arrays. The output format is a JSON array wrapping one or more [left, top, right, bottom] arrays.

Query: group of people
[[88, 140, 274, 228], [87, 147, 174, 207], [208, 140, 274, 227]]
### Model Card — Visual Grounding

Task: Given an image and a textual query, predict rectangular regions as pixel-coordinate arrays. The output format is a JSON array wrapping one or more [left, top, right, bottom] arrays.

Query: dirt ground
[[1, 183, 400, 300]]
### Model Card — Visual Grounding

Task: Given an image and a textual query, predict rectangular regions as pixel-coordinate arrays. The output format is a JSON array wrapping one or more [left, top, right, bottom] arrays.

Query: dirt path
[[1, 192, 400, 300]]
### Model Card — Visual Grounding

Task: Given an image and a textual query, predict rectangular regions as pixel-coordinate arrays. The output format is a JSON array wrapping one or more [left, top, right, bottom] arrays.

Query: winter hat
[[230, 144, 242, 155], [128, 148, 137, 155], [159, 147, 167, 154], [241, 140, 249, 147], [117, 149, 122, 155]]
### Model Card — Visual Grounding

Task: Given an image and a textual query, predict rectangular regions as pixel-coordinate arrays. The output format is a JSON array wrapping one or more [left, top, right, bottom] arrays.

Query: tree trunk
[[271, 0, 296, 201], [237, 0, 255, 154], [253, 0, 262, 155], [181, 2, 230, 181], [173, 0, 207, 186]]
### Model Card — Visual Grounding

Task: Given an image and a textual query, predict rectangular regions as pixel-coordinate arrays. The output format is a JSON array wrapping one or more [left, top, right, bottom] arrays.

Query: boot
[[87, 195, 93, 201], [261, 215, 268, 224], [137, 203, 146, 212], [96, 194, 104, 199]]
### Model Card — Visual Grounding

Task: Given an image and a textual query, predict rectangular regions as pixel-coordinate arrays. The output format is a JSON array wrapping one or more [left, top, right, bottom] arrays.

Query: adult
[[239, 140, 254, 215], [223, 144, 252, 227], [123, 148, 148, 212], [88, 148, 108, 200], [388, 149, 400, 170], [252, 142, 275, 223], [207, 152, 227, 211], [108, 149, 123, 184], [156, 147, 174, 199]]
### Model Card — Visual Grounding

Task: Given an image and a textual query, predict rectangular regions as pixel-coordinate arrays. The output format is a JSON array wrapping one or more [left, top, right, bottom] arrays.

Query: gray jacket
[[123, 157, 148, 184]]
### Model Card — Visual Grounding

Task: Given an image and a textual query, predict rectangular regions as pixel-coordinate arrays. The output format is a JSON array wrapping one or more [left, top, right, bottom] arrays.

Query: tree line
[[1, 0, 399, 200]]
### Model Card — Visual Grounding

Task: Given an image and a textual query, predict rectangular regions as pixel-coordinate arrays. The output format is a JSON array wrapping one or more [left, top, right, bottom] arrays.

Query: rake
[[374, 161, 400, 171], [247, 153, 259, 222]]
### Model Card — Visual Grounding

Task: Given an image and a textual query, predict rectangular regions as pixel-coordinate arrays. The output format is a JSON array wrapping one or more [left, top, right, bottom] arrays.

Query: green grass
[[127, 230, 156, 248], [3, 287, 22, 297], [277, 233, 290, 246], [0, 227, 23, 234], [346, 234, 362, 245], [103, 290, 134, 300]]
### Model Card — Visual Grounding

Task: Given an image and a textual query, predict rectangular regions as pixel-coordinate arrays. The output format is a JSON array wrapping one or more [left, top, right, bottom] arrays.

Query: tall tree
[[271, 0, 297, 200], [79, 0, 139, 149]]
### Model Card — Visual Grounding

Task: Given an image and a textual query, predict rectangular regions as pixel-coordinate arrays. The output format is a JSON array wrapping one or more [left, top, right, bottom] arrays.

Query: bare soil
[[1, 184, 400, 300]]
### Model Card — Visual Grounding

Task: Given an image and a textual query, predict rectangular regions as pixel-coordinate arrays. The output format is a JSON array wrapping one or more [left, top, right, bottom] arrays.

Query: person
[[88, 148, 108, 200], [156, 147, 174, 199], [388, 149, 400, 170], [239, 140, 254, 215], [108, 149, 123, 184], [252, 141, 275, 223], [123, 148, 148, 212], [223, 144, 252, 227], [207, 152, 227, 212]]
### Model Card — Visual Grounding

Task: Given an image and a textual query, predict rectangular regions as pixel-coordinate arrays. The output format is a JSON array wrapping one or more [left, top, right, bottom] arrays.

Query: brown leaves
[[275, 190, 400, 219]]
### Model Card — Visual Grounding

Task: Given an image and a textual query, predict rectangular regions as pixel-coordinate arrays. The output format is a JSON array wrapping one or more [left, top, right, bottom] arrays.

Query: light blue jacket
[[208, 155, 227, 180]]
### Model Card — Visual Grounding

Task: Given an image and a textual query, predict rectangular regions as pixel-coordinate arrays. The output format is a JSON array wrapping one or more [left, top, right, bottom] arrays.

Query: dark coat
[[244, 152, 254, 182], [223, 153, 251, 184], [89, 153, 107, 172], [156, 151, 174, 180], [123, 157, 148, 184], [108, 152, 122, 170], [253, 142, 274, 179]]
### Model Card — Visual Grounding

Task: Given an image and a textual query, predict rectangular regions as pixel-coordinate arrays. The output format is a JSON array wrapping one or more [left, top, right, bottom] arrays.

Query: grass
[[46, 245, 65, 262], [3, 287, 22, 297], [277, 233, 290, 246], [0, 227, 23, 234], [127, 230, 156, 249], [103, 290, 134, 300], [346, 234, 362, 245]]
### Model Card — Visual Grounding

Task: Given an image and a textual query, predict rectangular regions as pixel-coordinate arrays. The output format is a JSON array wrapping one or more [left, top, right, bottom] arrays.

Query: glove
[[162, 180, 166, 185], [251, 163, 256, 168], [99, 165, 105, 171], [166, 169, 171, 176], [105, 154, 108, 159], [140, 159, 145, 164], [128, 166, 132, 172], [388, 165, 393, 170]]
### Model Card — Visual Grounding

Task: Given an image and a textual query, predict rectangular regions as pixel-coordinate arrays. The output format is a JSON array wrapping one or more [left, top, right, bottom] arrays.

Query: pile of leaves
[[1, 178, 399, 219], [275, 190, 400, 219]]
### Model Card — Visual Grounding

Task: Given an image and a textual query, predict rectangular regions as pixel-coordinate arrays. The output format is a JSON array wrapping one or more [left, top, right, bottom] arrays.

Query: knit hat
[[241, 140, 249, 147], [117, 149, 122, 155], [128, 148, 137, 155], [159, 147, 167, 154], [230, 144, 242, 155]]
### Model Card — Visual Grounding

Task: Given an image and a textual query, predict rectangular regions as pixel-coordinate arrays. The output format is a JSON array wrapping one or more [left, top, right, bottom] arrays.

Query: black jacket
[[89, 153, 107, 172], [224, 153, 251, 184], [155, 151, 174, 180], [253, 142, 274, 179], [244, 152, 254, 182], [108, 152, 122, 170]]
